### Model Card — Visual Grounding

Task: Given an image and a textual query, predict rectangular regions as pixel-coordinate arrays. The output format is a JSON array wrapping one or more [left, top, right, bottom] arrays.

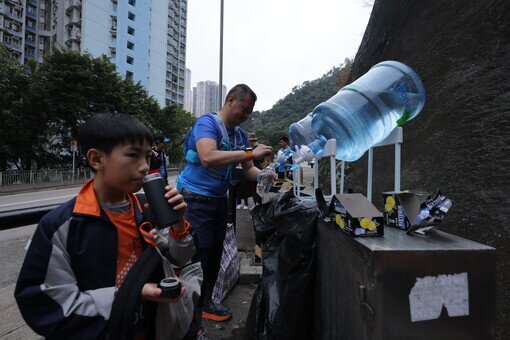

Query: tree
[[24, 49, 161, 169], [0, 47, 198, 170], [118, 77, 161, 128], [155, 106, 196, 163], [243, 59, 354, 144], [0, 45, 31, 170]]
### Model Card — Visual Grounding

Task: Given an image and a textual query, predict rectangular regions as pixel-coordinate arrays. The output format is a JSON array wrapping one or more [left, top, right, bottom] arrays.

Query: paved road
[[0, 187, 80, 212], [0, 174, 180, 212], [0, 166, 316, 213], [0, 224, 41, 339]]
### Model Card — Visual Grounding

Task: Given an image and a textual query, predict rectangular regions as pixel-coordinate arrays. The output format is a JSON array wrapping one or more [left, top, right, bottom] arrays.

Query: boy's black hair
[[78, 112, 153, 161], [279, 136, 289, 144]]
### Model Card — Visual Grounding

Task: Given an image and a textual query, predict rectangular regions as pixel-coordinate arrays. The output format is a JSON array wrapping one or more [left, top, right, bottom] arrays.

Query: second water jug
[[289, 112, 315, 147]]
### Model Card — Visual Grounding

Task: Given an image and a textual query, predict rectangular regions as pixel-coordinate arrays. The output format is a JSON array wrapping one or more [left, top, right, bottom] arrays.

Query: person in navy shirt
[[149, 135, 170, 183], [178, 84, 273, 339]]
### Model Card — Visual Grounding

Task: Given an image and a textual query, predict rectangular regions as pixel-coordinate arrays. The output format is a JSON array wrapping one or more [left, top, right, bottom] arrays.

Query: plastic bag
[[244, 190, 319, 340], [256, 163, 277, 196], [153, 230, 203, 340], [212, 222, 240, 305]]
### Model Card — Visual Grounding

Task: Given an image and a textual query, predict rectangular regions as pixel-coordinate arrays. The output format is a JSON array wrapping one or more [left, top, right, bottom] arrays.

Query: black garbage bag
[[244, 190, 319, 340]]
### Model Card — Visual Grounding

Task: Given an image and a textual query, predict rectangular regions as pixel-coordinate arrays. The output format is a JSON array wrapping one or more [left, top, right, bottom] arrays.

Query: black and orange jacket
[[14, 180, 194, 339]]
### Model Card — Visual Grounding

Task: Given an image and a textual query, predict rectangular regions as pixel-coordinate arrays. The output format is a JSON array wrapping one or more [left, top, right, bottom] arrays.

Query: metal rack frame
[[293, 127, 403, 203]]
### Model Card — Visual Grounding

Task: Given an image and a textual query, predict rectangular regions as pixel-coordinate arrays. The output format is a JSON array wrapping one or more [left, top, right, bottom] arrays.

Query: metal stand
[[293, 139, 337, 202], [293, 127, 403, 203], [366, 127, 403, 202]]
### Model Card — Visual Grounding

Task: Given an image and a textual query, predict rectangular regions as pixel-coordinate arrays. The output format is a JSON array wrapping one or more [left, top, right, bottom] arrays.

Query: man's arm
[[242, 159, 260, 182], [196, 138, 247, 168], [241, 145, 274, 181], [196, 132, 273, 170]]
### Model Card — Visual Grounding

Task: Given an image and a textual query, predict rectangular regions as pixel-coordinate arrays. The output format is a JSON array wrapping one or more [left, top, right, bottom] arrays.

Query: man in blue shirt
[[277, 136, 293, 179], [178, 84, 273, 339]]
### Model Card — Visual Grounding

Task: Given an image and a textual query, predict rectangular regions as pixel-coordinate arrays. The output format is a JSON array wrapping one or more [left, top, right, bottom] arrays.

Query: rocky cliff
[[346, 0, 509, 337]]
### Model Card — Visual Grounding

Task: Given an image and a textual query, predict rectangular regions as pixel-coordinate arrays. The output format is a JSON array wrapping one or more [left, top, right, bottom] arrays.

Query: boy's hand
[[144, 186, 187, 232], [164, 186, 187, 232], [141, 282, 186, 303]]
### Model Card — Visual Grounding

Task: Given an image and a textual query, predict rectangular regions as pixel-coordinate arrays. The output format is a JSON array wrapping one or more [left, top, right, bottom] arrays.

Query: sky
[[186, 0, 374, 111]]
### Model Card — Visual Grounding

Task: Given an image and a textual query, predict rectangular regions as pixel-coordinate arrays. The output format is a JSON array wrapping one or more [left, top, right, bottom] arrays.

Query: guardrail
[[0, 163, 185, 194], [0, 168, 92, 193]]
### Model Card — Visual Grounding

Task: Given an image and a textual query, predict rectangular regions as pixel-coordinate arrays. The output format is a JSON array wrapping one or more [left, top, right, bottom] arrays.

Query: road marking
[[0, 195, 75, 208]]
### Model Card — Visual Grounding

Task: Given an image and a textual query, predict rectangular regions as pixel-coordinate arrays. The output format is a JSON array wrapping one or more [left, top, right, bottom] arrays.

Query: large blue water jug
[[294, 61, 426, 163], [288, 112, 315, 147]]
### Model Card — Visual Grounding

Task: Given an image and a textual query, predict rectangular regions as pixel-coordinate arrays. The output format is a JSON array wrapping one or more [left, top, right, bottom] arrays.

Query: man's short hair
[[225, 84, 257, 104], [279, 136, 289, 144], [78, 113, 153, 158]]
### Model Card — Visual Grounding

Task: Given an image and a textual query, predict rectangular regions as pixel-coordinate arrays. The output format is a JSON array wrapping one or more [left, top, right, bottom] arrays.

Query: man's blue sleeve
[[193, 115, 220, 142]]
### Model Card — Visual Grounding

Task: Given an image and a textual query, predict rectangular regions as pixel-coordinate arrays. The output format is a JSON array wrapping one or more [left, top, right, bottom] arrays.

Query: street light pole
[[218, 0, 224, 111]]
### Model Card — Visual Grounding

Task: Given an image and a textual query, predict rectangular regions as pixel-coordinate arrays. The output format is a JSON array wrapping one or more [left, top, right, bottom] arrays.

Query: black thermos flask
[[142, 173, 180, 229]]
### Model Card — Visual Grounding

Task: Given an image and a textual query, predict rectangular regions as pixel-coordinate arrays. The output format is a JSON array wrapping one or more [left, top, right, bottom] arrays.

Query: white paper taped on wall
[[409, 272, 469, 322]]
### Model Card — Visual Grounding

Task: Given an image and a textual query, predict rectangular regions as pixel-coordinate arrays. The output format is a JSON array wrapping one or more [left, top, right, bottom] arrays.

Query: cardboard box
[[382, 191, 428, 230], [329, 193, 384, 237]]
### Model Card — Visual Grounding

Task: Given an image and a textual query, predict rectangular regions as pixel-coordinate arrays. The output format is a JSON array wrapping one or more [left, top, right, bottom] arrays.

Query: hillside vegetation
[[241, 59, 352, 147]]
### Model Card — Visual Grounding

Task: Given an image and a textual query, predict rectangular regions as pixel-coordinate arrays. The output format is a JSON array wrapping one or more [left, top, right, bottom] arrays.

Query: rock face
[[346, 0, 510, 337]]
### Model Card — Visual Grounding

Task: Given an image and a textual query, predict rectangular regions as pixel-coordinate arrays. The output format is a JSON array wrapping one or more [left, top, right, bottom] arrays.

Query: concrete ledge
[[238, 252, 261, 284]]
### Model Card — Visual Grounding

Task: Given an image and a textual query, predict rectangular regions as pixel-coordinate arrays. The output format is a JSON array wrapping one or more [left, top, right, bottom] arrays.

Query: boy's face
[[99, 141, 151, 194]]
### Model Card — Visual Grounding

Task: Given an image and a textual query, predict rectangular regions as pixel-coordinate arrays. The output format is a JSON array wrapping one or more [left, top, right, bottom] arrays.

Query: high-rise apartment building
[[192, 84, 197, 116], [0, 0, 25, 62], [193, 80, 227, 117], [1, 0, 187, 108], [165, 0, 186, 107], [0, 0, 51, 65], [183, 67, 192, 113]]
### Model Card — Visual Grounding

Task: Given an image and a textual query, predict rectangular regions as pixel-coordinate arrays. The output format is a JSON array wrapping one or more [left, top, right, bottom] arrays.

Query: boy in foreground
[[15, 113, 195, 339]]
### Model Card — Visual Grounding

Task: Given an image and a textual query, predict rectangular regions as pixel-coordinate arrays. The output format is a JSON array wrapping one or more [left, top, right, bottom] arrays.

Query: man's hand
[[141, 282, 186, 303], [253, 144, 273, 160]]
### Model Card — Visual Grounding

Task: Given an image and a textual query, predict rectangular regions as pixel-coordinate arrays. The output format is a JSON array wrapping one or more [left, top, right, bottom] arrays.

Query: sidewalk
[[203, 204, 260, 340]]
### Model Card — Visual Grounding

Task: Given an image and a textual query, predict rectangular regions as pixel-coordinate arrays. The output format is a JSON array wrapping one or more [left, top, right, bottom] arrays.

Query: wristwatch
[[245, 147, 253, 161]]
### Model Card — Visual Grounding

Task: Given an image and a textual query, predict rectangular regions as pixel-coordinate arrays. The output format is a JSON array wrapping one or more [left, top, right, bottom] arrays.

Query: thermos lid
[[160, 278, 179, 288], [143, 173, 162, 182]]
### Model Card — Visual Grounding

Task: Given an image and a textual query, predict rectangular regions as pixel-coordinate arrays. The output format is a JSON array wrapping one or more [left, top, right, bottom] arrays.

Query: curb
[[238, 252, 261, 284]]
